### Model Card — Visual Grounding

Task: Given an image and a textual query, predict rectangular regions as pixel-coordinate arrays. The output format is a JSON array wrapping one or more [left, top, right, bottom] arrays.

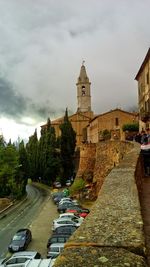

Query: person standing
[[141, 128, 150, 176]]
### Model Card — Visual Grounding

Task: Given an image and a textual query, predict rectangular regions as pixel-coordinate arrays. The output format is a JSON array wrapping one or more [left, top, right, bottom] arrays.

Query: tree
[[38, 118, 61, 185], [60, 108, 76, 184], [18, 140, 29, 194], [70, 178, 85, 199], [26, 129, 39, 180], [0, 142, 24, 198]]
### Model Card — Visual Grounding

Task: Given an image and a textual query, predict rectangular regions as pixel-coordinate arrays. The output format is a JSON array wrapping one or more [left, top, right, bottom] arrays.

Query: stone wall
[[76, 143, 96, 178], [93, 141, 134, 195], [77, 140, 134, 197], [54, 142, 147, 266]]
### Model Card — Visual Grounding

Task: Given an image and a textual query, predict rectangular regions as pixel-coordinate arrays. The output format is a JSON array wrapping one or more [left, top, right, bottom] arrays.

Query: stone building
[[135, 47, 150, 131], [87, 108, 138, 143]]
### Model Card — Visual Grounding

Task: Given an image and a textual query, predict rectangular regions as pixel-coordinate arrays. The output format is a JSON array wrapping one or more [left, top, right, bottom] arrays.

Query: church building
[[42, 62, 94, 147]]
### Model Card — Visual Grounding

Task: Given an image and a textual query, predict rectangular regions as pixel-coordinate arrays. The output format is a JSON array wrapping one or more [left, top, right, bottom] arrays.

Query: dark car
[[47, 234, 70, 248], [53, 225, 77, 235], [57, 202, 79, 213], [8, 228, 32, 252]]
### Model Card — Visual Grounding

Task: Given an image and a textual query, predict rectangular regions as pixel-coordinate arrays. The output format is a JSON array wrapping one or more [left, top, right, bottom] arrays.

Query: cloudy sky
[[0, 0, 149, 142]]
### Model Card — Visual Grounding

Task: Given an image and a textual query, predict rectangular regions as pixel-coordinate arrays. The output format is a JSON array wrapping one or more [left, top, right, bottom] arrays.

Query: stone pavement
[[27, 191, 58, 258], [140, 175, 150, 266]]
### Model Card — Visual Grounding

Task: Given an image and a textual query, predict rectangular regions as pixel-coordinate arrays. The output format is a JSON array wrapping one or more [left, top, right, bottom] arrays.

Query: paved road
[[27, 188, 58, 258], [0, 184, 48, 257]]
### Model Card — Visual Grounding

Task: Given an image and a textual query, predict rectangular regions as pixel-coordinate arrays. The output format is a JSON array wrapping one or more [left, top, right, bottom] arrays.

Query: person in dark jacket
[[141, 129, 150, 176]]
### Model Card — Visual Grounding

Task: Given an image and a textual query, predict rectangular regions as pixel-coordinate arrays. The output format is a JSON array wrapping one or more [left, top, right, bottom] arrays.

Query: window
[[82, 86, 86, 96], [147, 72, 149, 84], [6, 259, 16, 265], [115, 118, 119, 126]]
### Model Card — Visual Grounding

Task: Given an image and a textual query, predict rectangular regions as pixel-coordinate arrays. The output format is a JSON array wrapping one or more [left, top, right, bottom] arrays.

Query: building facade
[[87, 108, 138, 143], [135, 48, 150, 131]]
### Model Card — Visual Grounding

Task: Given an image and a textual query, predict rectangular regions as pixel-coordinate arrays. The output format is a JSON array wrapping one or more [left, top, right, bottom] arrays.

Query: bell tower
[[76, 62, 92, 113]]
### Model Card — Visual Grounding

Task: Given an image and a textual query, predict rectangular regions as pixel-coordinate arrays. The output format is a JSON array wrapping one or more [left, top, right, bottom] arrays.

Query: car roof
[[50, 243, 65, 248], [50, 233, 71, 238], [24, 259, 55, 267], [59, 212, 75, 216], [55, 217, 73, 222], [12, 251, 39, 258]]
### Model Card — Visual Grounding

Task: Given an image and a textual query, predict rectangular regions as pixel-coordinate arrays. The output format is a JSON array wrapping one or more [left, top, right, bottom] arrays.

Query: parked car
[[58, 198, 79, 206], [65, 180, 71, 186], [8, 229, 32, 252], [53, 225, 77, 235], [53, 182, 62, 188], [47, 243, 64, 259], [52, 218, 81, 231], [66, 207, 90, 218], [0, 251, 41, 267], [57, 202, 80, 213], [58, 212, 84, 223], [47, 234, 70, 248]]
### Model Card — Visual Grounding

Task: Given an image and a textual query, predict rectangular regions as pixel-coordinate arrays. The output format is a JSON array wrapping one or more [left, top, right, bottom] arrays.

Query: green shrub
[[122, 123, 139, 132]]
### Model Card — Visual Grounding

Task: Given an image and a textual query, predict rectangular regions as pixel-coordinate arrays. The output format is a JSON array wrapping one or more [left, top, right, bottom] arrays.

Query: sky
[[0, 0, 149, 142]]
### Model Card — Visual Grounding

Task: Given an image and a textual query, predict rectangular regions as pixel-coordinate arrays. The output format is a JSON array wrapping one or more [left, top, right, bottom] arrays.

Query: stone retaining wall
[[54, 142, 147, 266]]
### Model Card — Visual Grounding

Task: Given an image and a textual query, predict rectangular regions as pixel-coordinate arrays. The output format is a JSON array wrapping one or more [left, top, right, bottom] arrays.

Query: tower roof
[[77, 62, 90, 83]]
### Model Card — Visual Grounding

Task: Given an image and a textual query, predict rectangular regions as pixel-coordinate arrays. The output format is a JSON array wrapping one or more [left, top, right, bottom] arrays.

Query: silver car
[[47, 243, 64, 259], [52, 217, 81, 231]]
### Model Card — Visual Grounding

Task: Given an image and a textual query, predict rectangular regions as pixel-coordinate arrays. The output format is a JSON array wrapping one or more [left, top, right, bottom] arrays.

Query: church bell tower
[[76, 62, 92, 113]]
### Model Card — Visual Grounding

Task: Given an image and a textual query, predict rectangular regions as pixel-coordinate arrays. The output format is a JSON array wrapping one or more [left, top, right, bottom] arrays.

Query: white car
[[0, 251, 41, 267], [52, 217, 82, 231], [58, 198, 78, 206], [58, 213, 84, 224]]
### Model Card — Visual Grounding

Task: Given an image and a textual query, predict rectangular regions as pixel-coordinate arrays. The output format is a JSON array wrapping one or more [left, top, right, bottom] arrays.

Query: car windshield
[[12, 234, 25, 241], [50, 247, 59, 252]]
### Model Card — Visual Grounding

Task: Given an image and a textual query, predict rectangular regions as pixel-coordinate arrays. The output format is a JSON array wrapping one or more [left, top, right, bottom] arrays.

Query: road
[[0, 183, 49, 258]]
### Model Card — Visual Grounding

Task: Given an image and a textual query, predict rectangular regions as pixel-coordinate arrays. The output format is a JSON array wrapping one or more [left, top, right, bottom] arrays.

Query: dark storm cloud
[[0, 77, 59, 125], [0, 78, 26, 118]]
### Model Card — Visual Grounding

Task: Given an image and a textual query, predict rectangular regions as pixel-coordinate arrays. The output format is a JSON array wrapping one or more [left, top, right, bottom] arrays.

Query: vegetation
[[122, 122, 139, 132], [0, 109, 77, 199], [69, 178, 86, 198], [59, 108, 76, 184], [102, 129, 111, 140]]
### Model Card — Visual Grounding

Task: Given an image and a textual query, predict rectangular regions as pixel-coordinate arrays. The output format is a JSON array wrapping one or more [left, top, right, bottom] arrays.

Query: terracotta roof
[[135, 48, 150, 80], [89, 108, 137, 123]]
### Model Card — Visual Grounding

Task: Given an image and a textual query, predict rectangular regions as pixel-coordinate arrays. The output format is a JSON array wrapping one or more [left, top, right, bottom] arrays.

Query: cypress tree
[[60, 108, 76, 184], [26, 129, 39, 181]]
